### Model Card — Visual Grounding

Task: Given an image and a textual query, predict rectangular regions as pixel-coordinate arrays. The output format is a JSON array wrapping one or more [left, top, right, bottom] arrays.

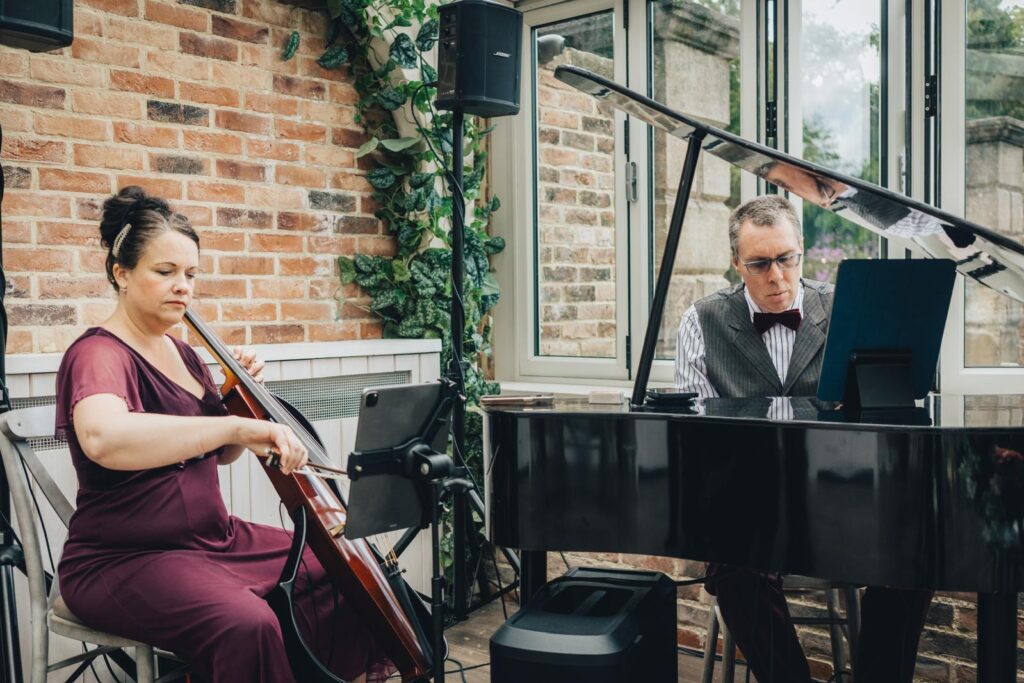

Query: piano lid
[[554, 65, 1024, 303]]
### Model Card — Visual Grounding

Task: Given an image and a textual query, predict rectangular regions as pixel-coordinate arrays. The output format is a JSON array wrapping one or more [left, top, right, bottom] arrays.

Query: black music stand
[[345, 380, 471, 683], [816, 259, 957, 415]]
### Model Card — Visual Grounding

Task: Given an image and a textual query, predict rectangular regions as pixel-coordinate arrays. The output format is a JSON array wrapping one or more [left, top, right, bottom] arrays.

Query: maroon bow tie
[[753, 309, 802, 335]]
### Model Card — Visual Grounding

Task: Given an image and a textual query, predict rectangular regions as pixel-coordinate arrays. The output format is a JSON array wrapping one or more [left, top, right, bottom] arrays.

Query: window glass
[[649, 0, 741, 361], [964, 0, 1024, 368], [533, 13, 618, 358]]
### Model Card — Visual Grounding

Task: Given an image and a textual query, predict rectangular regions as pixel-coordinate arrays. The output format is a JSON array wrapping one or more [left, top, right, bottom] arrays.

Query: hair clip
[[111, 223, 132, 259]]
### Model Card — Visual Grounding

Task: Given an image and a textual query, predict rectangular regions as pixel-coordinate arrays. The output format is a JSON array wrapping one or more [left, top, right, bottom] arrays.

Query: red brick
[[70, 37, 141, 68], [246, 138, 298, 161], [222, 302, 277, 321], [151, 154, 209, 175], [0, 51, 27, 77], [78, 248, 108, 272], [359, 321, 383, 338], [301, 57, 348, 83], [239, 43, 295, 75], [332, 127, 368, 148], [184, 130, 243, 155], [205, 324, 246, 345], [249, 233, 303, 252], [277, 212, 329, 232], [78, 0, 138, 16], [301, 101, 353, 126], [7, 304, 76, 326], [6, 331, 32, 354], [279, 256, 331, 276], [216, 208, 272, 229], [73, 144, 145, 170], [0, 108, 31, 133], [244, 92, 299, 117], [106, 17, 179, 49], [308, 322, 360, 342], [275, 165, 325, 188], [215, 110, 271, 136], [330, 172, 372, 193], [212, 62, 270, 92], [73, 10, 105, 36], [252, 278, 305, 299], [251, 324, 304, 344], [180, 32, 238, 62], [198, 230, 245, 251], [29, 57, 105, 87], [327, 82, 360, 105], [35, 113, 109, 141], [245, 185, 304, 210], [309, 236, 359, 253], [218, 255, 274, 275], [212, 15, 269, 43], [145, 0, 207, 30], [216, 159, 266, 182], [1, 138, 66, 163], [114, 122, 179, 148], [281, 302, 333, 321], [73, 91, 143, 118], [356, 236, 396, 257], [5, 274, 29, 296], [194, 277, 246, 298], [0, 79, 65, 109], [145, 50, 211, 80], [38, 277, 111, 300], [6, 248, 73, 272], [39, 169, 111, 194], [240, 0, 291, 26], [176, 204, 212, 226], [180, 82, 240, 108], [305, 145, 354, 168], [110, 70, 176, 98], [188, 181, 246, 204], [1, 222, 31, 243], [273, 74, 325, 101], [276, 119, 325, 142], [115, 174, 182, 199], [38, 222, 101, 247], [75, 198, 102, 221]]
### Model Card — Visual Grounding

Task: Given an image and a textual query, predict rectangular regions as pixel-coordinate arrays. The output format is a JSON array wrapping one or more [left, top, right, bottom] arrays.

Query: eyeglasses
[[741, 252, 803, 275]]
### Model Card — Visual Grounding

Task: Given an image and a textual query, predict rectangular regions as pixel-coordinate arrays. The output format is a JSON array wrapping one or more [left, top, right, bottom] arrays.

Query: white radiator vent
[[265, 371, 411, 421]]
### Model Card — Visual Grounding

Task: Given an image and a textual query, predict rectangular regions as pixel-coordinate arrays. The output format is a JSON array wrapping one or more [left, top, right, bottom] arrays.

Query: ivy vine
[[279, 0, 504, 595]]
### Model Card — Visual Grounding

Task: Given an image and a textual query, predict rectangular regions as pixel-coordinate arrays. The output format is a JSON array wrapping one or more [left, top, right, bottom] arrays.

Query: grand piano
[[484, 66, 1024, 681]]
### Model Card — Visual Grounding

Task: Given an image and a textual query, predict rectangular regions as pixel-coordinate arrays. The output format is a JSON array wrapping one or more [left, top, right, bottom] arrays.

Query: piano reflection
[[484, 67, 1024, 681]]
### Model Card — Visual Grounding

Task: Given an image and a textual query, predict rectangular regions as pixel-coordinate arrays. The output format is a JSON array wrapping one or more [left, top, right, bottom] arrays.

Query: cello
[[183, 308, 437, 682]]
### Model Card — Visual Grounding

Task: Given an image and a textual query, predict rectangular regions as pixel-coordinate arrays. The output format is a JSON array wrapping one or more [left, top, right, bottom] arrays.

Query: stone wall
[[0, 0, 384, 354]]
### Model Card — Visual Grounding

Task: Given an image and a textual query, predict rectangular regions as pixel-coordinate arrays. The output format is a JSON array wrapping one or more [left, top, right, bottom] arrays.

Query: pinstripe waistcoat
[[694, 279, 834, 398]]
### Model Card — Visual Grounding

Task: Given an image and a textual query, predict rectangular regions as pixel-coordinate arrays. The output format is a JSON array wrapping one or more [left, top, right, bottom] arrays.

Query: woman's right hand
[[233, 418, 308, 475]]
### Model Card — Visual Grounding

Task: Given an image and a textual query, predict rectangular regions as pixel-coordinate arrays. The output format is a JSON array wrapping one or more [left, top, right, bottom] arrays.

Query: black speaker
[[436, 0, 521, 118], [490, 568, 678, 682], [0, 0, 73, 52]]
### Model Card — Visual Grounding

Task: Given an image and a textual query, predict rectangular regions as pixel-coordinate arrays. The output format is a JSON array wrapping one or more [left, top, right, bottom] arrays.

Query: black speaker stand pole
[[0, 119, 24, 683], [445, 107, 471, 622]]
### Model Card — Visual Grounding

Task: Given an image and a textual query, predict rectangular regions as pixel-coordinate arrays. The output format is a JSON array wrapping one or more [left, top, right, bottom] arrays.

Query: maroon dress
[[55, 328, 393, 683]]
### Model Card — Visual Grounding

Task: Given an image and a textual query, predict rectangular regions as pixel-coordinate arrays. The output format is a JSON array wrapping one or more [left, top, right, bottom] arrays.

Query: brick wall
[[0, 0, 385, 353]]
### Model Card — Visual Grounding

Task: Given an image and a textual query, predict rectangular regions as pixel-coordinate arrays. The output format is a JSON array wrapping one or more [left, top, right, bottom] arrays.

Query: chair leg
[[720, 606, 736, 683], [702, 599, 720, 683], [826, 589, 848, 677], [135, 645, 155, 683]]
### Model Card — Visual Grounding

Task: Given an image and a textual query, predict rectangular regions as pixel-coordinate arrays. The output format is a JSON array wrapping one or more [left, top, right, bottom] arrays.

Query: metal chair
[[701, 575, 860, 683], [0, 405, 188, 683]]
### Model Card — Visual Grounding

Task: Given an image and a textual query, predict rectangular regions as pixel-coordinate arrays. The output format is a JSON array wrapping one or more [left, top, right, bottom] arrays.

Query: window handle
[[625, 160, 638, 203]]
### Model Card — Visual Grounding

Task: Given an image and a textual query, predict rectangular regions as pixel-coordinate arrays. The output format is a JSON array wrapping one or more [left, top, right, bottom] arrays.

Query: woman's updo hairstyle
[[99, 186, 199, 292]]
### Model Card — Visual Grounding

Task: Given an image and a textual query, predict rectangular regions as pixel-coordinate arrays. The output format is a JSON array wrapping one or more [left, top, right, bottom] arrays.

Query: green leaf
[[481, 272, 500, 297], [355, 137, 379, 159], [420, 62, 437, 84], [377, 87, 406, 111], [316, 45, 348, 69], [326, 0, 343, 19], [484, 235, 506, 255], [337, 256, 357, 285], [416, 18, 438, 51], [367, 167, 397, 190], [392, 260, 411, 282], [380, 136, 421, 152], [282, 31, 300, 61], [389, 33, 419, 69], [489, 196, 501, 212]]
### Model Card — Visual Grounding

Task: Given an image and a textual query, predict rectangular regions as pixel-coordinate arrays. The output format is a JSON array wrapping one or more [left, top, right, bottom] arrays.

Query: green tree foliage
[[966, 0, 1024, 120]]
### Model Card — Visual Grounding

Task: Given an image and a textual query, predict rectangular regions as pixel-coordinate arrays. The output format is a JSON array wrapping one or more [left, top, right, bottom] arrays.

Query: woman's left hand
[[232, 346, 265, 383]]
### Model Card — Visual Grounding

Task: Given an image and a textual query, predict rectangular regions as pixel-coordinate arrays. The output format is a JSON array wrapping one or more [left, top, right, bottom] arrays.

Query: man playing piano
[[674, 195, 932, 682]]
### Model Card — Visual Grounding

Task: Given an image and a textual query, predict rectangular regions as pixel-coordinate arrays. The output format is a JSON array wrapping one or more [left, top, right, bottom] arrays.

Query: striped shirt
[[674, 283, 806, 397]]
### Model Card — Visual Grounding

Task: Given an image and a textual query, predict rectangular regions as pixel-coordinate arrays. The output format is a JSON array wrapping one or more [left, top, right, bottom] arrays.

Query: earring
[[120, 285, 127, 295]]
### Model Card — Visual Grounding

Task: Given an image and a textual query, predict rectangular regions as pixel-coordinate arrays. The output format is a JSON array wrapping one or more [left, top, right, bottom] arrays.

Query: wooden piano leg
[[520, 550, 547, 605], [977, 592, 1018, 681]]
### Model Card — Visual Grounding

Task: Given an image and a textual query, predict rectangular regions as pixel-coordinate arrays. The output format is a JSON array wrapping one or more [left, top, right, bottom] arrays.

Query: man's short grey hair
[[728, 195, 802, 260]]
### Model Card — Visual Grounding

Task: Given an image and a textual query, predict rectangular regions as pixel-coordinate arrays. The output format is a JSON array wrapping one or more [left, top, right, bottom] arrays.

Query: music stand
[[344, 379, 471, 683], [816, 259, 957, 412]]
